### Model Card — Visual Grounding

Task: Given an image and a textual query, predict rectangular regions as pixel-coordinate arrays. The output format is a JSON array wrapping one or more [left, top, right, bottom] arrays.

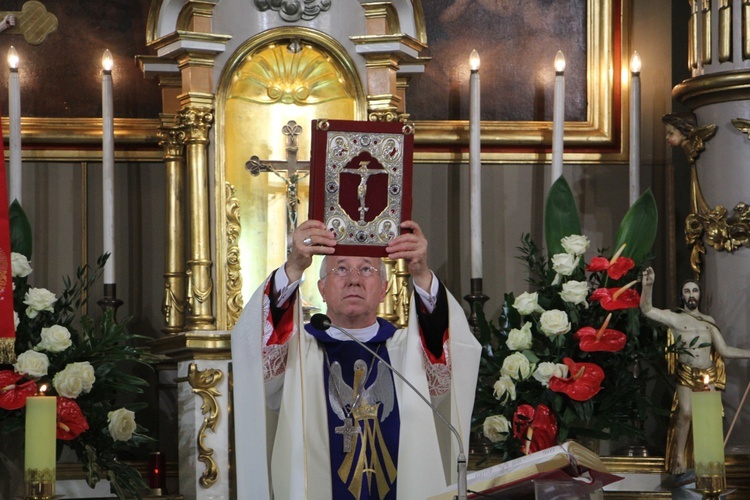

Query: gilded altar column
[[674, 0, 750, 453], [159, 119, 187, 334], [178, 105, 216, 330]]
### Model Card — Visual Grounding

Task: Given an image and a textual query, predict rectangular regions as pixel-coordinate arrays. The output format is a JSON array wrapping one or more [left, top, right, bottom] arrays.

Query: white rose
[[559, 280, 589, 306], [13, 311, 19, 329], [533, 362, 570, 387], [13, 350, 49, 378], [551, 253, 579, 277], [483, 415, 511, 443], [513, 292, 543, 316], [500, 352, 532, 380], [492, 376, 517, 402], [53, 361, 96, 399], [36, 325, 72, 353], [24, 288, 57, 319], [539, 309, 571, 337], [11, 252, 32, 278], [561, 235, 590, 256], [108, 408, 137, 442], [506, 322, 533, 351]]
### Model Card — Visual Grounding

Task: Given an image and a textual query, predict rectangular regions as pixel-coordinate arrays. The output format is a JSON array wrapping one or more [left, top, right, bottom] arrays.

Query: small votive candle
[[148, 451, 167, 493]]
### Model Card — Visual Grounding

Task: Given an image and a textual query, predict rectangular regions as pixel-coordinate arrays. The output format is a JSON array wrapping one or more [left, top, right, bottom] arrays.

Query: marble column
[[674, 0, 750, 453]]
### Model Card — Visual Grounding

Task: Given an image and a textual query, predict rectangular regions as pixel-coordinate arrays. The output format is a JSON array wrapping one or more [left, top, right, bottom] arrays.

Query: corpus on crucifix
[[341, 160, 388, 225], [245, 120, 309, 254]]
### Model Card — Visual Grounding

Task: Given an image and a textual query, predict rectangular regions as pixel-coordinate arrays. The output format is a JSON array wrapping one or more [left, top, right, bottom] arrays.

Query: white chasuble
[[231, 275, 481, 499]]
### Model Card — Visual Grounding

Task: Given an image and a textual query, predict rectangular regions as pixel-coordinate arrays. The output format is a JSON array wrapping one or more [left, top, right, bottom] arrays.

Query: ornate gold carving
[[702, 0, 712, 64], [254, 0, 330, 22], [227, 42, 352, 106], [225, 183, 243, 329], [677, 118, 750, 278], [187, 363, 223, 488], [178, 107, 213, 144], [0, 1, 58, 45], [719, 0, 732, 62]]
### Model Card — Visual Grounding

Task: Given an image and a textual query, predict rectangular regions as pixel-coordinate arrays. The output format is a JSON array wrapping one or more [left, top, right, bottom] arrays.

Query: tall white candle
[[629, 51, 641, 206], [8, 46, 21, 204], [469, 49, 483, 279], [551, 50, 566, 182], [102, 49, 115, 284]]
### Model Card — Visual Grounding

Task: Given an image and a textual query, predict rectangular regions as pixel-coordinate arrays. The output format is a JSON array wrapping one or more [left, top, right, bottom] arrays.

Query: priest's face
[[318, 256, 387, 329]]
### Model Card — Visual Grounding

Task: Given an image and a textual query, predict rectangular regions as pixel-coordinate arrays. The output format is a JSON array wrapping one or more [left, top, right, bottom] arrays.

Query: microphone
[[309, 313, 468, 500]]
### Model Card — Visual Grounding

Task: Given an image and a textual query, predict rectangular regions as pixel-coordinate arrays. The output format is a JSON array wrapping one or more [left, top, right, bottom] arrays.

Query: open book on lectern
[[428, 441, 622, 499]]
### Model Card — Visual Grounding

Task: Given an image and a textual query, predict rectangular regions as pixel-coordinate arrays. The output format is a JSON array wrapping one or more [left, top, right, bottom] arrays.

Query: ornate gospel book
[[308, 119, 414, 256]]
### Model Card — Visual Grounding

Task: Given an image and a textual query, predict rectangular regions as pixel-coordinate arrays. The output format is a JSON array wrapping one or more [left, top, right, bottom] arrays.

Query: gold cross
[[0, 1, 58, 45]]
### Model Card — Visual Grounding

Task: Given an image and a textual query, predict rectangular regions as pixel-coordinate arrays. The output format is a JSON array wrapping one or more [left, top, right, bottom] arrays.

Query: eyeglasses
[[328, 265, 381, 278]]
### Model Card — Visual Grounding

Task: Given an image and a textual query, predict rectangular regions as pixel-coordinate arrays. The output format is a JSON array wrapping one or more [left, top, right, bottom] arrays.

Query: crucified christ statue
[[342, 160, 388, 225]]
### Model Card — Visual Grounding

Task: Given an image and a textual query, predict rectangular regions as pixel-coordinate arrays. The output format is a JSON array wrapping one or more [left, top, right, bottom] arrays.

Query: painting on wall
[[408, 0, 625, 160]]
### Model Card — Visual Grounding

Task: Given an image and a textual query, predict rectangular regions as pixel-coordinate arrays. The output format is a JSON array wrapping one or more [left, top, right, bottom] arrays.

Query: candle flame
[[703, 374, 711, 390], [612, 280, 637, 300], [630, 51, 642, 74], [554, 51, 566, 73], [595, 313, 613, 341], [102, 49, 114, 71], [469, 50, 480, 71], [38, 383, 49, 395], [7, 46, 18, 69]]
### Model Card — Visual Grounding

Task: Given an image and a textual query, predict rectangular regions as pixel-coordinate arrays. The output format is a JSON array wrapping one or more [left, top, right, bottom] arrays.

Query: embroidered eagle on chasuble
[[328, 358, 398, 498]]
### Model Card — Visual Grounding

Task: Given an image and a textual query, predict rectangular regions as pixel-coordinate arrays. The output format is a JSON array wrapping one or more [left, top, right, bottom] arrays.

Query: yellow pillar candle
[[24, 394, 57, 495], [691, 388, 725, 478]]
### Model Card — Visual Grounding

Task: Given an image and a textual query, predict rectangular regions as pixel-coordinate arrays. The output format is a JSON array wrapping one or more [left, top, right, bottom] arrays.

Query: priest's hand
[[386, 220, 432, 291], [285, 220, 336, 283]]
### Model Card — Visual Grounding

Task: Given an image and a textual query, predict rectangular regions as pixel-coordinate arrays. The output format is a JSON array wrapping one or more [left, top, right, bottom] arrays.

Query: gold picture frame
[[411, 0, 628, 165]]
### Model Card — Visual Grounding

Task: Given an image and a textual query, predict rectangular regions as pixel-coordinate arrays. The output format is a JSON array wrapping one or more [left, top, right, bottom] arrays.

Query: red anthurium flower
[[574, 313, 627, 352], [0, 370, 38, 411], [589, 280, 640, 310], [57, 397, 89, 440], [512, 403, 558, 455], [549, 358, 605, 401], [585, 244, 635, 280]]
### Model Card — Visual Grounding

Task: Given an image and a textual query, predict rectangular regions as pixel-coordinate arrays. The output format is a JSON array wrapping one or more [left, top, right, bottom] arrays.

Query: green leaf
[[544, 177, 581, 258], [9, 200, 32, 259], [612, 189, 658, 263]]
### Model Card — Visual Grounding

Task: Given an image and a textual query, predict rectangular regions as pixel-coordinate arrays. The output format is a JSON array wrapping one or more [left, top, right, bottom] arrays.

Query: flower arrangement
[[473, 177, 668, 460], [0, 202, 158, 498]]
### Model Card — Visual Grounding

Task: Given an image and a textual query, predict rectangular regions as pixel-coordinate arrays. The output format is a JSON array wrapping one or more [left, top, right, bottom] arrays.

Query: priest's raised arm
[[231, 219, 481, 499]]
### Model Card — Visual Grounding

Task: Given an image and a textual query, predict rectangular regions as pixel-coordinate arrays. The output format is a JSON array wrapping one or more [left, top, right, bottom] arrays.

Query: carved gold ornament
[[187, 363, 224, 488], [682, 118, 750, 278]]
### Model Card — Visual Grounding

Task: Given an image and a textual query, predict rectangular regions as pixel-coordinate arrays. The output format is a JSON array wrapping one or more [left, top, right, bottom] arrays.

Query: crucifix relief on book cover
[[309, 119, 414, 257]]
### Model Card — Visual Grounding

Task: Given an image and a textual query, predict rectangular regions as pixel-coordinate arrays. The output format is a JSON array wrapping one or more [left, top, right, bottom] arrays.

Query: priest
[[231, 218, 481, 499]]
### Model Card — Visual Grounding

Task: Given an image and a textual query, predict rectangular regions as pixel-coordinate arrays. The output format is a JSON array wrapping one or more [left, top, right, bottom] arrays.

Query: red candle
[[148, 451, 166, 491]]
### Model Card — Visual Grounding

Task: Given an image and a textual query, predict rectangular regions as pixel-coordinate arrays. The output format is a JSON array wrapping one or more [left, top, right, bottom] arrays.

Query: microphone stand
[[311, 314, 468, 500]]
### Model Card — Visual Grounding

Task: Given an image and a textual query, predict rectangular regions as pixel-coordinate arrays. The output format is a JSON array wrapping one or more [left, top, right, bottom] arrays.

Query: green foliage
[[613, 190, 658, 264], [473, 182, 669, 462], [544, 177, 581, 258], [1, 203, 160, 499]]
